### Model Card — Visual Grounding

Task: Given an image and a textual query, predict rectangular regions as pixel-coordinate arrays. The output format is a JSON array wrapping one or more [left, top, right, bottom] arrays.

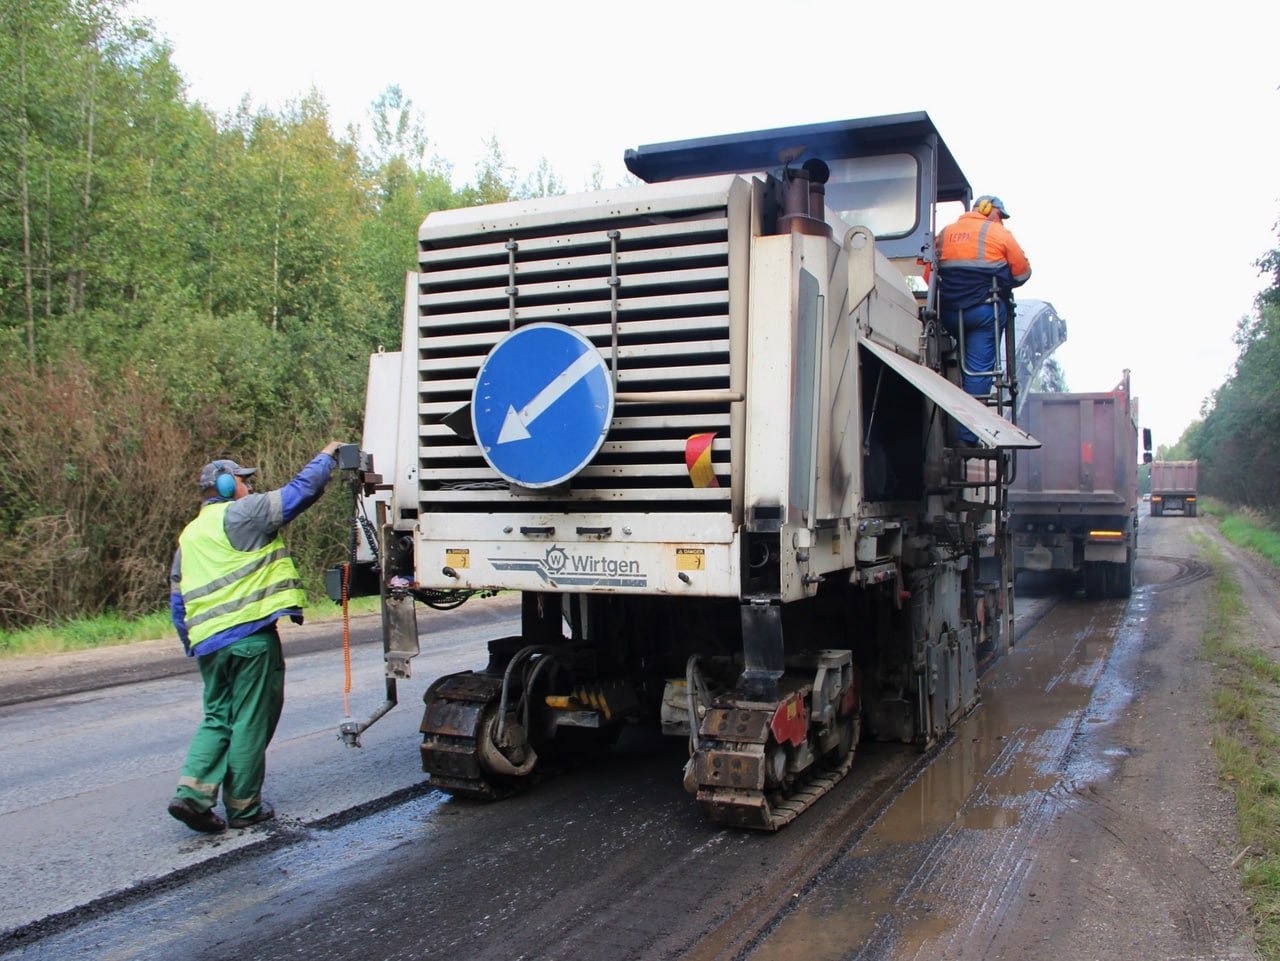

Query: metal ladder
[[951, 279, 1019, 434], [919, 275, 1022, 505]]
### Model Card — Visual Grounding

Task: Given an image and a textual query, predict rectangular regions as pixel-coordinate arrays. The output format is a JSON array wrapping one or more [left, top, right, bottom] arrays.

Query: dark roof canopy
[[624, 111, 970, 204]]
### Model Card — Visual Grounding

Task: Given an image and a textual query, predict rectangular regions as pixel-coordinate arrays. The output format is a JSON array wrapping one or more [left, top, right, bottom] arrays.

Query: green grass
[[1201, 497, 1280, 565], [0, 594, 382, 658], [1219, 516, 1280, 567], [1199, 532, 1280, 957], [0, 610, 177, 657]]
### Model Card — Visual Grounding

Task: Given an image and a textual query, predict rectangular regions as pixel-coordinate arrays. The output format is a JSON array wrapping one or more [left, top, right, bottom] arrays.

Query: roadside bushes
[[0, 354, 202, 627], [0, 348, 356, 631]]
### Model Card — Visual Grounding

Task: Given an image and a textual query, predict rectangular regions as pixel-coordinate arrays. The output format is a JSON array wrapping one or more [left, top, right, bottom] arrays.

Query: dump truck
[[1150, 460, 1198, 516], [1009, 371, 1150, 598], [332, 112, 1039, 830]]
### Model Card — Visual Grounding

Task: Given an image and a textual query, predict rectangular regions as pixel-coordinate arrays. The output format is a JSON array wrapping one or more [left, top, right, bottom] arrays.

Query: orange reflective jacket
[[936, 210, 1031, 309]]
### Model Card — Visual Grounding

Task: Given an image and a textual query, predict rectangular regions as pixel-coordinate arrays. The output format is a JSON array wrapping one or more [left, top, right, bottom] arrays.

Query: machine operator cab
[[623, 110, 971, 301]]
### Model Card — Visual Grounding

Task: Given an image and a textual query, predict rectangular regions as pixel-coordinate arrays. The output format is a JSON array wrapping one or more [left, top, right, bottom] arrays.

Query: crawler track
[[419, 672, 523, 800], [693, 698, 860, 831]]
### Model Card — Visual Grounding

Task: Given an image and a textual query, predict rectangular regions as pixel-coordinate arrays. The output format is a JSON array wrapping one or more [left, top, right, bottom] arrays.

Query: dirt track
[[955, 514, 1259, 960], [745, 511, 1263, 961]]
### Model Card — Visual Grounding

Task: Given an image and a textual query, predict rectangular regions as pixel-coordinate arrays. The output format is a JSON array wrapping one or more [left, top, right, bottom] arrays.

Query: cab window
[[823, 153, 919, 239]]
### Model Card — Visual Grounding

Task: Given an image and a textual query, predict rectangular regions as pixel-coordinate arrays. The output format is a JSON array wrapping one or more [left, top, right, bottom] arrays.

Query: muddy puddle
[[747, 588, 1151, 960]]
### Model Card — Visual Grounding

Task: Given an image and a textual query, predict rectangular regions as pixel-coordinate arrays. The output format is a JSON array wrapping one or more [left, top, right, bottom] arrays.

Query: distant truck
[[1009, 371, 1151, 598], [1150, 460, 1199, 516]]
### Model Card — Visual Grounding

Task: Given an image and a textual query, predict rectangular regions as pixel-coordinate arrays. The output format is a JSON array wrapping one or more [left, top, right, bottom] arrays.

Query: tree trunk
[[73, 50, 97, 313], [15, 22, 36, 372], [43, 167, 52, 319], [272, 157, 283, 331]]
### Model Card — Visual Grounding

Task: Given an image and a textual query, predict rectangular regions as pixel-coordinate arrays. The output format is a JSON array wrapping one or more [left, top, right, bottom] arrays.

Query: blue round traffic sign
[[471, 323, 615, 488]]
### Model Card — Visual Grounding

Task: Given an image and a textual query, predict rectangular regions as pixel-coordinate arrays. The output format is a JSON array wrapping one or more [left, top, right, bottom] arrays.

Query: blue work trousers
[[940, 301, 1008, 396], [940, 302, 1008, 446]]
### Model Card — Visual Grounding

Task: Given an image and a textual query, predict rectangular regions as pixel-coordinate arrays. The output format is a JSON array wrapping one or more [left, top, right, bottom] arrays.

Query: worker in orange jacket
[[935, 194, 1031, 444]]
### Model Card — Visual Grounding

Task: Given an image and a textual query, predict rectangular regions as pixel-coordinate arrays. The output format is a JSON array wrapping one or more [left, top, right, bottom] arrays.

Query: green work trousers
[[175, 627, 284, 820]]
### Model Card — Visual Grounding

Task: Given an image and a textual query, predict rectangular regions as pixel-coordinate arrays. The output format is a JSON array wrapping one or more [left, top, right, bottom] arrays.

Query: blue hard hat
[[975, 195, 1010, 219]]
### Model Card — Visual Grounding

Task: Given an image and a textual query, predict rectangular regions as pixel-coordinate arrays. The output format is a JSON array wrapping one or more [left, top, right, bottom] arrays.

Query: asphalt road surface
[[0, 512, 1264, 960]]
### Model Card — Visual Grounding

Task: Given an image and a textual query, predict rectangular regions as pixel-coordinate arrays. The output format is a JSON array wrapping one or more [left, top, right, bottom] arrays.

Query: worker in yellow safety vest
[[166, 441, 342, 834]]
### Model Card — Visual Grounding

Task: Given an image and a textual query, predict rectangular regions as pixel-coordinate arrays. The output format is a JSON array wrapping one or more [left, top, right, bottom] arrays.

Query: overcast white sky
[[127, 0, 1280, 449]]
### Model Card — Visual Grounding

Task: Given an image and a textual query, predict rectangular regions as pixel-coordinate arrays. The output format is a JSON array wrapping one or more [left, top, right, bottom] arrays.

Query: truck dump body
[[1012, 392, 1136, 511], [1150, 460, 1199, 516], [1009, 378, 1140, 597]]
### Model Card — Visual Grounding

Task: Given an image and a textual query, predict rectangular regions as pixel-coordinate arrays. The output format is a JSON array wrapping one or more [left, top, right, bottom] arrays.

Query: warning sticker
[[445, 548, 470, 569], [676, 548, 705, 571]]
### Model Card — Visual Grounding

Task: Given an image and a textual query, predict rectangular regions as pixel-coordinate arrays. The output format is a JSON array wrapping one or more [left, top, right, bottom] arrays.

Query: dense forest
[[0, 0, 574, 628], [0, 0, 1275, 630], [1177, 250, 1280, 507]]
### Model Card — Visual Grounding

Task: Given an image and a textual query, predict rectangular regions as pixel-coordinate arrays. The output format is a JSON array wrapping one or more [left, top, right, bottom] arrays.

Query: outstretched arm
[[221, 442, 346, 550], [278, 442, 342, 523]]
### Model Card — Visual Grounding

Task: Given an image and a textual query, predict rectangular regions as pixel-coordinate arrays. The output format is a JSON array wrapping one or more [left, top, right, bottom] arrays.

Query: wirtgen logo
[[490, 545, 647, 588]]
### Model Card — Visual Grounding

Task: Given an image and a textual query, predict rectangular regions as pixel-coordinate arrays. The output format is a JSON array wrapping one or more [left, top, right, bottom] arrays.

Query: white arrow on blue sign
[[471, 323, 615, 488]]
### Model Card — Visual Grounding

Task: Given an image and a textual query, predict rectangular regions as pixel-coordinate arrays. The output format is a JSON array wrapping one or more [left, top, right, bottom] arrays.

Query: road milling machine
[[332, 112, 1040, 829]]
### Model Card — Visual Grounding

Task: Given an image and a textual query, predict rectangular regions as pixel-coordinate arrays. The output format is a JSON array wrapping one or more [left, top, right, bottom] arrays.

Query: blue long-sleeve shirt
[[170, 451, 338, 656]]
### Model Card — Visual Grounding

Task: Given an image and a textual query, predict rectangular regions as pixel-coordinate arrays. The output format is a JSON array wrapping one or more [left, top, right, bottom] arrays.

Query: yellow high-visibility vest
[[178, 502, 305, 651]]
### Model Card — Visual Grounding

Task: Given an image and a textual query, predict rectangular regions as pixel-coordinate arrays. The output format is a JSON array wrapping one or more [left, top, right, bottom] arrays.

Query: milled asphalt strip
[[0, 780, 443, 949]]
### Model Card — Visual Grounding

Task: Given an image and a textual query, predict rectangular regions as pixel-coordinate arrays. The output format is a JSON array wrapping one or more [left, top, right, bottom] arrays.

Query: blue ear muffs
[[215, 471, 236, 498]]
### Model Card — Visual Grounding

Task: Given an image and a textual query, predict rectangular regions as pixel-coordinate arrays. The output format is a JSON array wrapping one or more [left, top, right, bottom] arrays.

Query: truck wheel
[[1083, 562, 1107, 599], [1188, 503, 1197, 518], [1111, 553, 1134, 599]]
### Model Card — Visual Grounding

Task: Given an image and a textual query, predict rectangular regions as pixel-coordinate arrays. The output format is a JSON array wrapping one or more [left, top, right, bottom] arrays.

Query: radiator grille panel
[[417, 200, 736, 514]]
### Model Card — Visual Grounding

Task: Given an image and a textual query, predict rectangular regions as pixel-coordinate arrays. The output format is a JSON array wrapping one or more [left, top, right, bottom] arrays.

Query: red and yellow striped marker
[[685, 432, 719, 488]]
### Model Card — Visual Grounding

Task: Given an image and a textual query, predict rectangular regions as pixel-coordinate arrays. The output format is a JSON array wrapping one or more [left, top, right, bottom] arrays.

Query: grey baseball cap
[[199, 459, 257, 490], [975, 194, 1011, 219]]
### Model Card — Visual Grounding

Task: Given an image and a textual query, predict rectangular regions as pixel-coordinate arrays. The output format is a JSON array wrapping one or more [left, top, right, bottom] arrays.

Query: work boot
[[168, 797, 226, 834], [228, 801, 275, 829]]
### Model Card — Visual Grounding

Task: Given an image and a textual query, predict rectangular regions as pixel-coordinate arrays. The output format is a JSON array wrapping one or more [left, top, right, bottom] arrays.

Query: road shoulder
[[0, 612, 382, 707]]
